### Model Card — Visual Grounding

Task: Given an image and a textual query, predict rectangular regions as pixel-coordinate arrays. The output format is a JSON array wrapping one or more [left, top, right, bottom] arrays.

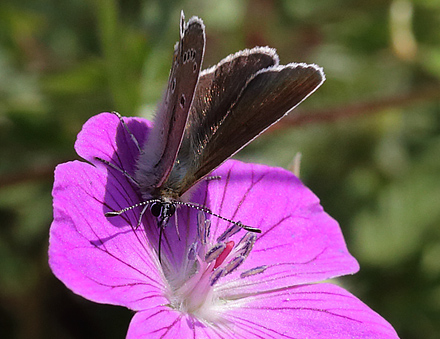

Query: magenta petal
[[126, 284, 398, 339], [74, 112, 149, 175], [48, 161, 166, 310], [203, 160, 359, 292], [49, 113, 396, 338], [223, 283, 399, 338], [127, 307, 200, 339]]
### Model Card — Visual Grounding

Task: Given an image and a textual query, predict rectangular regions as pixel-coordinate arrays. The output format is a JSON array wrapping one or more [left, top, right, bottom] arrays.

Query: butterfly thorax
[[141, 186, 181, 202]]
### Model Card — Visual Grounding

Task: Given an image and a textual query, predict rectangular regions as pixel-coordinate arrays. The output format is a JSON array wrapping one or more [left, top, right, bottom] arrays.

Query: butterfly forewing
[[175, 62, 324, 194], [135, 13, 205, 196]]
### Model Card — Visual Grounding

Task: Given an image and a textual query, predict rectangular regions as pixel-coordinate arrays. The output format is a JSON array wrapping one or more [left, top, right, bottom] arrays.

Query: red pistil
[[214, 241, 234, 269]]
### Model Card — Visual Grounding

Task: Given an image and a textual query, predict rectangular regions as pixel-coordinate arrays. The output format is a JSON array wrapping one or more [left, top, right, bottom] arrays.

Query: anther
[[197, 212, 210, 245], [188, 242, 198, 261], [240, 265, 268, 278], [236, 233, 257, 255], [224, 255, 245, 276], [204, 242, 226, 263], [217, 224, 242, 242], [209, 268, 225, 286]]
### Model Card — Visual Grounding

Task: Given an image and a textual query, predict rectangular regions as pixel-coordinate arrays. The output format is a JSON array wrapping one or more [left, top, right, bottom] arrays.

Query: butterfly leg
[[174, 211, 181, 241], [94, 156, 139, 186], [111, 111, 142, 153], [136, 203, 149, 228]]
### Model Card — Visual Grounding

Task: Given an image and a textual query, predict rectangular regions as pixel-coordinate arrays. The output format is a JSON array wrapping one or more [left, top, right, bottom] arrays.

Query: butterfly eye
[[168, 204, 176, 216], [150, 202, 162, 217]]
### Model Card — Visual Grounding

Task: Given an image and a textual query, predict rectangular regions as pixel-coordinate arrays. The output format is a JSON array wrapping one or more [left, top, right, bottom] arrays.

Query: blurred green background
[[1, 0, 439, 338]]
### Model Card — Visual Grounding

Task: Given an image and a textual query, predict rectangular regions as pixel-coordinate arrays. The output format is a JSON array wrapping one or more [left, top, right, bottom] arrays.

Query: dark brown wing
[[185, 47, 278, 149], [171, 61, 325, 195], [135, 13, 205, 197], [163, 47, 278, 192]]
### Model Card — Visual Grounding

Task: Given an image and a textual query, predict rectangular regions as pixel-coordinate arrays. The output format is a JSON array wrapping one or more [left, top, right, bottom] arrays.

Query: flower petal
[[127, 307, 201, 339], [126, 284, 398, 338], [48, 160, 167, 311], [74, 112, 149, 176], [68, 113, 357, 287], [222, 283, 399, 338], [50, 113, 358, 314]]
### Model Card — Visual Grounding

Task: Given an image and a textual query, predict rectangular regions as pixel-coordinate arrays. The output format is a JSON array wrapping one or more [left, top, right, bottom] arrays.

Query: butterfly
[[104, 11, 325, 260]]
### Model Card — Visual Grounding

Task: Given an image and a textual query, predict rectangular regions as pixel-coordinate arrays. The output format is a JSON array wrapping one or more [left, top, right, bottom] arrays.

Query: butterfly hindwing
[[187, 47, 279, 146], [174, 61, 324, 195]]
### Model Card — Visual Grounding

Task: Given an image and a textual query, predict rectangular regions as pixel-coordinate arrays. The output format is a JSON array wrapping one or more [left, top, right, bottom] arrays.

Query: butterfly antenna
[[174, 201, 261, 233], [105, 199, 162, 217]]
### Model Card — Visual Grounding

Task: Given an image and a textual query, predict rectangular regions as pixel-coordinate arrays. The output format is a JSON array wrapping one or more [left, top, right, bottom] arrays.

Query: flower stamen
[[171, 213, 261, 317], [209, 268, 225, 286], [240, 265, 268, 278], [205, 242, 227, 263], [197, 212, 210, 245], [217, 224, 242, 242], [224, 255, 245, 275]]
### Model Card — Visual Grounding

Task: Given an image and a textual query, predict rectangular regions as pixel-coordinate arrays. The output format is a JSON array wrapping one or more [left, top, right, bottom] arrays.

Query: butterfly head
[[150, 199, 176, 228], [149, 198, 178, 264]]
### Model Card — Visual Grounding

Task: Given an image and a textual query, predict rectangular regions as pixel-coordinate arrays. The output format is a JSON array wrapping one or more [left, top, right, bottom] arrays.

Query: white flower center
[[163, 212, 260, 323]]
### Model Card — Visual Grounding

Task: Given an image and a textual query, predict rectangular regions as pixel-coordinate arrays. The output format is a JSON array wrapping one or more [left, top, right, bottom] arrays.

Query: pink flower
[[49, 113, 399, 338]]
